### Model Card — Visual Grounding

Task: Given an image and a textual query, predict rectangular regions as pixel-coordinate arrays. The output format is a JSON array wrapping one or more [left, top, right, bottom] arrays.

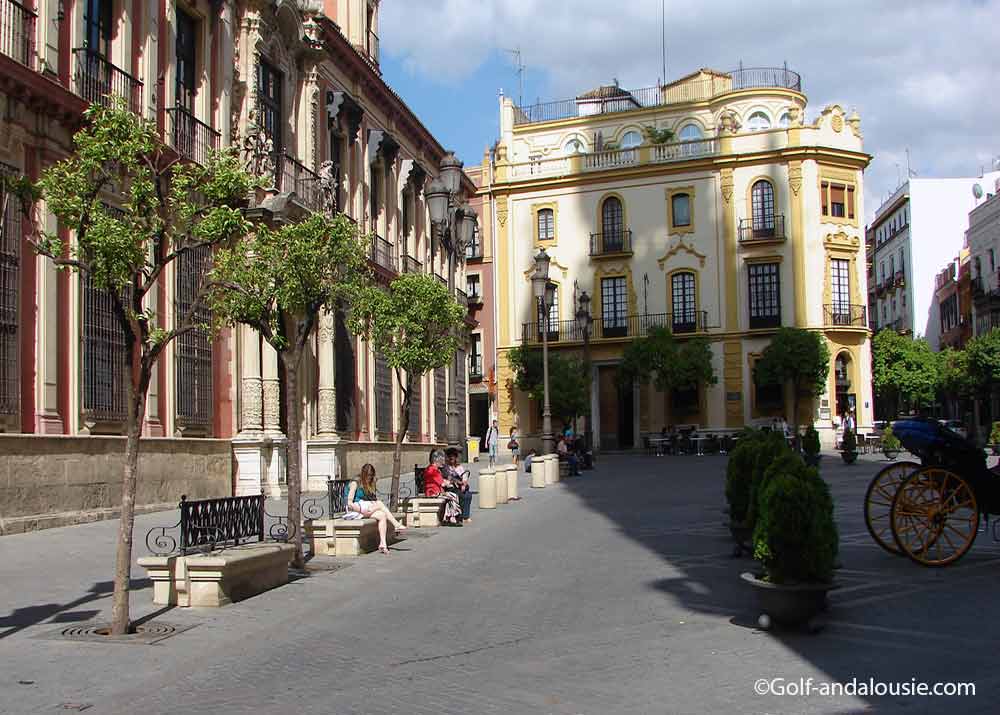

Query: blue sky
[[380, 0, 1000, 219]]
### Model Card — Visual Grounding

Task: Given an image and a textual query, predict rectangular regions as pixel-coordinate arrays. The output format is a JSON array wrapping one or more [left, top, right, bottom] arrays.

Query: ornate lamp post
[[532, 248, 555, 454], [426, 152, 478, 450], [576, 290, 593, 452]]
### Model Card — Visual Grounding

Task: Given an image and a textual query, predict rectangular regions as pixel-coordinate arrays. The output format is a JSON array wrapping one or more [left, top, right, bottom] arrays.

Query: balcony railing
[[369, 235, 396, 272], [455, 288, 469, 310], [367, 30, 379, 65], [469, 355, 483, 381], [0, 0, 36, 67], [435, 273, 448, 287], [590, 229, 632, 256], [513, 66, 801, 125], [167, 106, 220, 165], [651, 138, 717, 163], [824, 304, 867, 328], [738, 215, 786, 242], [402, 254, 423, 274], [509, 138, 717, 179], [468, 290, 483, 306], [276, 153, 321, 212], [521, 311, 708, 344], [895, 270, 905, 288], [465, 241, 482, 260], [73, 48, 143, 114]]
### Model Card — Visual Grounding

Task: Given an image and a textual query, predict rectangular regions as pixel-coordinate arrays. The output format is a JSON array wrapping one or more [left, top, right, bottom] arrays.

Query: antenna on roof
[[505, 48, 526, 107]]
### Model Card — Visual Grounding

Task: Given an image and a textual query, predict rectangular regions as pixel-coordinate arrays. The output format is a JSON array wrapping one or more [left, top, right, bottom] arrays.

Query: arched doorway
[[834, 352, 855, 420]]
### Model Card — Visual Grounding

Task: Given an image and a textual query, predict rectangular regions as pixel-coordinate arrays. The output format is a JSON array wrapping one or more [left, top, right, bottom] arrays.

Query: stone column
[[262, 340, 281, 434], [316, 310, 337, 435], [240, 325, 263, 433]]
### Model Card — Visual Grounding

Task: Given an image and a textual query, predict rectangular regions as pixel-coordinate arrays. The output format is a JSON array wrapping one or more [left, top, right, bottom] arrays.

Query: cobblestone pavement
[[2, 453, 999, 714]]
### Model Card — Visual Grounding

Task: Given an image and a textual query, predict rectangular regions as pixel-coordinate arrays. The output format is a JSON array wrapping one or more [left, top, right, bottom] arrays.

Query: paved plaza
[[2, 453, 999, 714]]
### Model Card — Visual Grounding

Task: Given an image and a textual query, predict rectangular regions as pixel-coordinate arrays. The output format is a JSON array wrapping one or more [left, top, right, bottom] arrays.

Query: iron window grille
[[175, 244, 213, 428], [82, 274, 129, 423], [748, 262, 781, 329], [456, 349, 466, 438], [334, 309, 355, 432], [374, 350, 392, 437], [0, 162, 22, 416], [434, 366, 446, 440], [408, 376, 420, 439], [671, 272, 697, 333]]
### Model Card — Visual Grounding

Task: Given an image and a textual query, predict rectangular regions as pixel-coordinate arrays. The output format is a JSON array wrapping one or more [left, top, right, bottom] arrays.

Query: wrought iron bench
[[304, 478, 404, 556], [398, 464, 444, 527], [137, 493, 295, 607]]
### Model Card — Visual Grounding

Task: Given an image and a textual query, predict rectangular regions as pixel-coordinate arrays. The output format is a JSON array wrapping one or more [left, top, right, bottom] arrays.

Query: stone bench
[[138, 542, 295, 607], [305, 517, 400, 556], [399, 496, 445, 528]]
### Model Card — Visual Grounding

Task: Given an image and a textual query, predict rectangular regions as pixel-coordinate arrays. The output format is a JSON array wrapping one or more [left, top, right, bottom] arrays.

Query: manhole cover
[[40, 621, 195, 645]]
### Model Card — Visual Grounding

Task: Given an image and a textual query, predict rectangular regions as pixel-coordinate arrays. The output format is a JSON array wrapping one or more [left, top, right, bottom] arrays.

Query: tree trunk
[[110, 363, 151, 636], [281, 350, 304, 569], [391, 373, 413, 512], [792, 381, 801, 451]]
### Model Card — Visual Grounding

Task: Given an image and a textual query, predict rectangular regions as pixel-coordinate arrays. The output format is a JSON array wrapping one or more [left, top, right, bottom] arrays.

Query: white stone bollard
[[544, 454, 558, 485], [479, 468, 497, 509], [495, 463, 509, 504], [530, 456, 545, 488], [506, 463, 519, 501]]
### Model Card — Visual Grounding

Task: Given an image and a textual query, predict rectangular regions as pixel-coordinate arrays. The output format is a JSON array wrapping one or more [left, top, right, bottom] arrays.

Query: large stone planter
[[741, 572, 838, 630]]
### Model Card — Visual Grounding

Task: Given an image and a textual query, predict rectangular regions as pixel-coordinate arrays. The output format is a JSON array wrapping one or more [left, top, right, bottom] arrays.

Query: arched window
[[564, 137, 586, 155], [751, 180, 775, 237], [747, 111, 771, 131], [778, 112, 791, 128], [678, 123, 702, 142], [537, 208, 554, 242], [671, 272, 697, 333], [601, 196, 624, 248], [620, 130, 642, 149]]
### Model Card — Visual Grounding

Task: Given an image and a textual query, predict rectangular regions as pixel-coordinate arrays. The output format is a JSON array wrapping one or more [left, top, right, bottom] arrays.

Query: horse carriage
[[864, 418, 1000, 567]]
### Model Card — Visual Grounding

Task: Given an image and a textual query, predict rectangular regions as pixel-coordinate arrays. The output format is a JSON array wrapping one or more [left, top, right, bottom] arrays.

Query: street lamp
[[576, 290, 593, 453], [427, 152, 478, 451], [532, 248, 555, 455]]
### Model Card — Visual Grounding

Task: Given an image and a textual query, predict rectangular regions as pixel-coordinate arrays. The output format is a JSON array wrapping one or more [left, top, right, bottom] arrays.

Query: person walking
[[508, 426, 520, 468], [484, 419, 500, 467]]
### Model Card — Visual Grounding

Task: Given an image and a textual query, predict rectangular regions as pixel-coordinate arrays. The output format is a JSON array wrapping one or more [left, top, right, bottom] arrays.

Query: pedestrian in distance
[[484, 419, 500, 468], [508, 426, 520, 468]]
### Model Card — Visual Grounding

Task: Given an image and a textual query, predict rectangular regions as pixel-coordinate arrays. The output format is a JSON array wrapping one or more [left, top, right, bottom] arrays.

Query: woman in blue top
[[345, 464, 406, 553]]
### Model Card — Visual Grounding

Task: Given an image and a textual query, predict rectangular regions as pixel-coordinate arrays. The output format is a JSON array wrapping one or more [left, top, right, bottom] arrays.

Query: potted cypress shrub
[[802, 425, 821, 467], [725, 436, 760, 554], [882, 423, 901, 461], [742, 457, 839, 630], [841, 428, 858, 464]]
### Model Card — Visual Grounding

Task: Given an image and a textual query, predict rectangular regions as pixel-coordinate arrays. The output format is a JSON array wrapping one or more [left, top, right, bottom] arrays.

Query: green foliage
[[618, 327, 716, 393], [210, 213, 368, 349], [642, 125, 676, 144], [802, 425, 821, 457], [756, 327, 830, 398], [753, 459, 838, 584], [871, 329, 940, 413], [725, 430, 766, 524], [966, 329, 1000, 392], [747, 431, 793, 529], [882, 423, 900, 451], [507, 346, 590, 425], [991, 422, 1000, 445], [841, 428, 857, 453], [938, 347, 974, 401], [348, 272, 466, 388]]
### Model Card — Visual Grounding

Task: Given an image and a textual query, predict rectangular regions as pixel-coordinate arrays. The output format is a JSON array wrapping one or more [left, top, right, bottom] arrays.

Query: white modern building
[[868, 171, 1000, 348], [966, 178, 1000, 337]]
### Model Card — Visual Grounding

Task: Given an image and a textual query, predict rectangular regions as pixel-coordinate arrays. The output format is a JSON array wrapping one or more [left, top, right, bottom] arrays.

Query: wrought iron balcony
[[465, 241, 482, 260], [73, 48, 143, 114], [276, 153, 321, 212], [824, 304, 867, 328], [402, 254, 423, 274], [455, 288, 469, 310], [435, 273, 448, 287], [167, 106, 220, 165], [895, 270, 905, 288], [738, 215, 786, 243], [0, 0, 36, 67], [521, 311, 708, 344], [589, 229, 632, 256], [467, 290, 483, 306], [469, 355, 483, 381], [369, 235, 396, 273]]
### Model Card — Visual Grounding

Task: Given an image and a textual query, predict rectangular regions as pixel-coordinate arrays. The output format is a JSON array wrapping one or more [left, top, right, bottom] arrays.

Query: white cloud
[[382, 0, 1000, 220]]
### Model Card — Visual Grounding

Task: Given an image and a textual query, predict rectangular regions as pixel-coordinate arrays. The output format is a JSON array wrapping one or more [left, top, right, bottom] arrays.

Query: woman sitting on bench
[[424, 449, 464, 525], [345, 464, 406, 554]]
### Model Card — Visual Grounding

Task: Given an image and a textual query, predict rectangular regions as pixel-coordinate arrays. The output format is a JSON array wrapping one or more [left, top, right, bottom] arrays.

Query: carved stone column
[[317, 310, 338, 436], [262, 340, 281, 434], [240, 325, 263, 433]]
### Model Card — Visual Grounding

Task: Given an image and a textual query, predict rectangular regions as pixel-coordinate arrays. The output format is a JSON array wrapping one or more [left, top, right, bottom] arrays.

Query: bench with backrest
[[304, 478, 401, 556], [397, 463, 445, 527], [137, 494, 295, 608]]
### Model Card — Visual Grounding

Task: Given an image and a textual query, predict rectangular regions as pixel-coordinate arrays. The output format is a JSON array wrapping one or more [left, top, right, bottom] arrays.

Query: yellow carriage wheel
[[864, 461, 921, 556], [890, 467, 979, 567]]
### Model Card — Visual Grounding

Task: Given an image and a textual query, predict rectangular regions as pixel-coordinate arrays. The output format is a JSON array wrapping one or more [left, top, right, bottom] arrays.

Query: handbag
[[508, 438, 519, 450]]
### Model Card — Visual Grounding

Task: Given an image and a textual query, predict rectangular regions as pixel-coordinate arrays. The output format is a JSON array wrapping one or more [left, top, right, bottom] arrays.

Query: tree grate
[[41, 621, 195, 645]]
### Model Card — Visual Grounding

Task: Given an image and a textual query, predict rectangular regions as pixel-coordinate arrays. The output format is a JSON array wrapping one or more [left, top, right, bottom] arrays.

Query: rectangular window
[[466, 274, 480, 300], [831, 258, 851, 325], [830, 184, 846, 217], [537, 208, 554, 241], [536, 285, 559, 341], [671, 193, 691, 227], [748, 263, 781, 329], [258, 60, 283, 154], [334, 309, 355, 432], [175, 244, 213, 428], [822, 181, 855, 220], [821, 181, 829, 215], [84, 0, 113, 57], [82, 275, 129, 423], [753, 364, 783, 412], [671, 272, 697, 333], [369, 165, 380, 234], [175, 9, 197, 112], [408, 374, 421, 439], [374, 350, 392, 436], [329, 131, 343, 213], [456, 349, 466, 437], [0, 164, 22, 417], [401, 188, 411, 242], [434, 366, 446, 439], [469, 334, 483, 378], [601, 276, 628, 337]]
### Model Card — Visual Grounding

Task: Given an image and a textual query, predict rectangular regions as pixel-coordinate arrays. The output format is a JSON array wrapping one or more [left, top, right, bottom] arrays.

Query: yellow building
[[482, 67, 872, 450]]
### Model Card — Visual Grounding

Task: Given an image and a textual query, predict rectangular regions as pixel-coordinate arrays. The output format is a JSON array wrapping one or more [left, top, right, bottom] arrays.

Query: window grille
[[434, 366, 446, 439], [334, 309, 355, 432], [748, 263, 781, 329], [82, 274, 129, 422], [175, 244, 213, 427], [374, 350, 392, 436], [456, 350, 466, 439], [671, 272, 696, 333], [408, 375, 420, 439], [0, 163, 22, 416]]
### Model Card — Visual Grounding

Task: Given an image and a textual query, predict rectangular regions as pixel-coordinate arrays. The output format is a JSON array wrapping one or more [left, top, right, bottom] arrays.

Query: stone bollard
[[479, 468, 497, 509], [530, 456, 545, 488], [544, 454, 558, 485], [495, 463, 509, 504], [506, 463, 519, 501]]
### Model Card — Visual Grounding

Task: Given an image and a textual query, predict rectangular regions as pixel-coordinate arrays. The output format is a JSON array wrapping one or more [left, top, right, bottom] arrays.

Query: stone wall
[[0, 435, 232, 535], [340, 441, 447, 482]]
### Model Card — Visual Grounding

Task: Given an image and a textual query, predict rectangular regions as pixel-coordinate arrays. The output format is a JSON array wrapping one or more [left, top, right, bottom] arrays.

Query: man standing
[[484, 419, 500, 467]]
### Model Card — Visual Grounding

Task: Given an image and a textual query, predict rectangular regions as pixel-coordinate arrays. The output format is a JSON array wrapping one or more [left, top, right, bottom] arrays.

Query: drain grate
[[42, 621, 195, 645]]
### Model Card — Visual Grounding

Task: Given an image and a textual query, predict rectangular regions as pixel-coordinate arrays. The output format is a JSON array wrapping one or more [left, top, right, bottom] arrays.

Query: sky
[[379, 0, 1000, 222]]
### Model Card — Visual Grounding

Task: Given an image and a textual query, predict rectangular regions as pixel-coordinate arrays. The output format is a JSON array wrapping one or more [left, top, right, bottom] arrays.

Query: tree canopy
[[756, 327, 830, 433], [966, 328, 1000, 392], [507, 346, 589, 426], [618, 327, 716, 393], [871, 328, 940, 414]]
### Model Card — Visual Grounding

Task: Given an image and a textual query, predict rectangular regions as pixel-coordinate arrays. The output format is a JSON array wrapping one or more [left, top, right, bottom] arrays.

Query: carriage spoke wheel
[[864, 461, 920, 556], [890, 467, 979, 567]]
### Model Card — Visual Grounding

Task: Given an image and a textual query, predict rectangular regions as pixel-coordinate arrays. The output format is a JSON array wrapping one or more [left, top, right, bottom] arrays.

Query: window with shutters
[[0, 163, 22, 417], [821, 180, 856, 221], [374, 351, 392, 437], [175, 244, 213, 429], [748, 263, 781, 329]]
